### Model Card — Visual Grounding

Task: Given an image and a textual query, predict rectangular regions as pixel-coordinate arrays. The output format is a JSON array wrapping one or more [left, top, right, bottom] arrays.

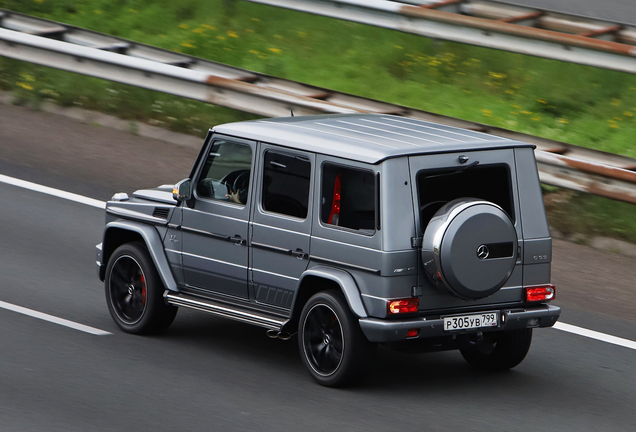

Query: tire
[[105, 242, 177, 334], [298, 290, 376, 387], [460, 328, 532, 371]]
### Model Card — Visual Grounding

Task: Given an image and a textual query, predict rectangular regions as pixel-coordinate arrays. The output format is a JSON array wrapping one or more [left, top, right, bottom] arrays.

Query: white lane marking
[[0, 300, 111, 336], [2, 173, 636, 349], [553, 322, 636, 350], [0, 174, 106, 208]]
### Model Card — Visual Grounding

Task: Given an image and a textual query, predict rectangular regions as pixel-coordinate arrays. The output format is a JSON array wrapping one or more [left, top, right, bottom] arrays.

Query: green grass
[[1, 0, 635, 244]]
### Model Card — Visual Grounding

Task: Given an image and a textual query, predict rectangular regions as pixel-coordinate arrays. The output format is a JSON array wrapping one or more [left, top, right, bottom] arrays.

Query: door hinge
[[411, 237, 423, 248]]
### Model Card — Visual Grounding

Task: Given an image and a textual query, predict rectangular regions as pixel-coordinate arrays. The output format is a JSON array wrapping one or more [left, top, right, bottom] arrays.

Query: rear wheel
[[105, 243, 177, 334], [460, 328, 532, 371], [299, 291, 376, 387]]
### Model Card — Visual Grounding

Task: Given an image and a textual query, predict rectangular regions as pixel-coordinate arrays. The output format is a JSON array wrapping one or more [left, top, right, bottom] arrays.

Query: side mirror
[[173, 178, 191, 202]]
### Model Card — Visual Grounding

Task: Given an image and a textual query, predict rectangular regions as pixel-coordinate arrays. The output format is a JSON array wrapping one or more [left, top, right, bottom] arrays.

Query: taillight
[[388, 298, 419, 314], [525, 285, 556, 302]]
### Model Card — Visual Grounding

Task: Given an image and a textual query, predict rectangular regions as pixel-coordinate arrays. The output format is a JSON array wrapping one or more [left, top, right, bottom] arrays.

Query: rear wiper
[[424, 160, 479, 180]]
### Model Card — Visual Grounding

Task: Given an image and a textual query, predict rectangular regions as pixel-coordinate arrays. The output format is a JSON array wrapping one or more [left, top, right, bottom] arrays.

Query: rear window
[[417, 164, 514, 227], [321, 163, 376, 234]]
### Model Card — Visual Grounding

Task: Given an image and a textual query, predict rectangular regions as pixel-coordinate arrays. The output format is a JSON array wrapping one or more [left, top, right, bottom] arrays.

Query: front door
[[181, 136, 255, 299], [250, 145, 314, 310]]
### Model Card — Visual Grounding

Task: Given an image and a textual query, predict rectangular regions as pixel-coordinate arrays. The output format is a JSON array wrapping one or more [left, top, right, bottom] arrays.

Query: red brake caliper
[[141, 274, 147, 307]]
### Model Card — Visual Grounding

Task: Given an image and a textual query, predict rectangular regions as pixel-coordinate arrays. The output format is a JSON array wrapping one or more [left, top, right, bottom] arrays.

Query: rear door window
[[261, 151, 311, 219], [321, 163, 376, 233]]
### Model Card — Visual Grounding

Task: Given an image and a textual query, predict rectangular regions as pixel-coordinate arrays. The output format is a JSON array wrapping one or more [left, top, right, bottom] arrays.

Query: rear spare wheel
[[421, 198, 517, 299]]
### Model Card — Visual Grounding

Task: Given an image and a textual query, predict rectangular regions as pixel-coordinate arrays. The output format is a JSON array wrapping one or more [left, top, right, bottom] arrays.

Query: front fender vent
[[152, 207, 171, 219]]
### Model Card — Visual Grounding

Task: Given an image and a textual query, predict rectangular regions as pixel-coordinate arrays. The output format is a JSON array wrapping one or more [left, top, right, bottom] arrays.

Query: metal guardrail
[[243, 0, 636, 75], [0, 9, 635, 204]]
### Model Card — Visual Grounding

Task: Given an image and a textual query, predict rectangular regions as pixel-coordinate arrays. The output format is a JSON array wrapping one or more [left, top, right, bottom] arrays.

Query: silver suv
[[96, 114, 560, 386]]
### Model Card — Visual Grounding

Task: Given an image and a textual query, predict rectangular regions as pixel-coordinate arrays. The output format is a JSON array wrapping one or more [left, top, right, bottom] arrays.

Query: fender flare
[[102, 220, 178, 292], [298, 266, 368, 318]]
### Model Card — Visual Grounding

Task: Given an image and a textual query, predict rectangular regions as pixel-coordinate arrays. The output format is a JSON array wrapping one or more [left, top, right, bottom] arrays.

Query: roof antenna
[[290, 109, 294, 117]]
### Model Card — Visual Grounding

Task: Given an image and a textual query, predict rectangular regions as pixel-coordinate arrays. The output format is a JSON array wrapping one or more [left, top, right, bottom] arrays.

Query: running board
[[164, 291, 287, 331]]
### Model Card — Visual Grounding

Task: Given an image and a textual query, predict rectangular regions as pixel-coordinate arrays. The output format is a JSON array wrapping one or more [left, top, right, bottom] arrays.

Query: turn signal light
[[388, 298, 419, 314], [525, 285, 556, 302]]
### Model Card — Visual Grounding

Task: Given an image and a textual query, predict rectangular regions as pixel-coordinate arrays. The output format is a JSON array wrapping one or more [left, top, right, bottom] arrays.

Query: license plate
[[443, 312, 499, 332]]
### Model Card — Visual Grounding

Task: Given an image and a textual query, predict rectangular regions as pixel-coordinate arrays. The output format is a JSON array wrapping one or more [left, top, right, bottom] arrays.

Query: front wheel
[[298, 291, 376, 387], [460, 328, 532, 371], [105, 242, 177, 334]]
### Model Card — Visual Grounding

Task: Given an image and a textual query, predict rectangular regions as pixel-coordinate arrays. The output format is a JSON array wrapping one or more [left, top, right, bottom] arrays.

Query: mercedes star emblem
[[477, 245, 489, 260]]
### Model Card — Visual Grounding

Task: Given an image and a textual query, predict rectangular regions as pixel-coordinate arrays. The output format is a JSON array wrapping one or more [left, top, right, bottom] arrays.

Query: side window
[[261, 151, 311, 219], [321, 163, 376, 233], [196, 140, 252, 205]]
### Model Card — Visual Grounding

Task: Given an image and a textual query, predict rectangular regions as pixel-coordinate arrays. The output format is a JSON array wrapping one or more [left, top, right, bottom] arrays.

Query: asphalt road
[[1, 104, 636, 431]]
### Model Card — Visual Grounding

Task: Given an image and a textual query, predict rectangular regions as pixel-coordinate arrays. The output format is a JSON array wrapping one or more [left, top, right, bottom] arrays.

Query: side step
[[165, 291, 287, 331]]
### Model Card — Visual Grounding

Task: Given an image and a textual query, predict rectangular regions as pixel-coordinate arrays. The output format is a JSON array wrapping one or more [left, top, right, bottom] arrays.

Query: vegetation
[[1, 0, 635, 244]]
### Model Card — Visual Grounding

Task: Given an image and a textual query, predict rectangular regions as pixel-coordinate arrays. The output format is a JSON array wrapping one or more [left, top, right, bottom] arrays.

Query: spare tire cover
[[421, 198, 517, 299]]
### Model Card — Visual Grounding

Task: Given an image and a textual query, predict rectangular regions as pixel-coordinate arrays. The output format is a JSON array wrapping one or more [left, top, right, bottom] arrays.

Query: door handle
[[230, 235, 246, 246], [291, 248, 308, 259]]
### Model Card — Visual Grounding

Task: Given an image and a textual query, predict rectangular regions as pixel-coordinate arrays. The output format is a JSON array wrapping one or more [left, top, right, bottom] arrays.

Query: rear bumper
[[359, 304, 561, 343]]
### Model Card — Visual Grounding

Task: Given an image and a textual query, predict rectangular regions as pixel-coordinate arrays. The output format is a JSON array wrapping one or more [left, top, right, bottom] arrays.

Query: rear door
[[250, 145, 314, 309]]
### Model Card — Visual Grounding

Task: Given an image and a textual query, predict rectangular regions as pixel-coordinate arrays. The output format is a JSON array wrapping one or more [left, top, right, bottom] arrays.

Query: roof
[[213, 114, 533, 164]]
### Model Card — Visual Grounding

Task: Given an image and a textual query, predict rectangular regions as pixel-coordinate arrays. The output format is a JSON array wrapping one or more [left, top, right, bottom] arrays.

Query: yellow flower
[[558, 118, 569, 124], [511, 111, 518, 115], [193, 28, 204, 34], [128, 9, 137, 12], [246, 29, 255, 33], [251, 17, 261, 21], [521, 111, 532, 114], [624, 111, 633, 117], [505, 89, 514, 94], [179, 23, 189, 29], [249, 50, 259, 54], [93, 10, 102, 14], [216, 35, 226, 40], [227, 31, 239, 38], [394, 45, 404, 49], [181, 42, 195, 48], [16, 82, 33, 90], [537, 98, 547, 104], [531, 117, 541, 121], [610, 123, 620, 128], [511, 104, 520, 108], [202, 24, 217, 30], [488, 71, 507, 79], [614, 117, 623, 121], [268, 48, 282, 54], [273, 34, 283, 39], [481, 109, 492, 116]]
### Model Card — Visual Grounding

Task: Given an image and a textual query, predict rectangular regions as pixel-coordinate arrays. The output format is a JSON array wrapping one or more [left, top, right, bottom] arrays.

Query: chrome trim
[[181, 226, 230, 241], [311, 236, 379, 252], [251, 221, 310, 235], [310, 256, 380, 274], [181, 251, 247, 269], [165, 291, 286, 331], [184, 207, 247, 221], [252, 268, 299, 281], [106, 206, 169, 225], [251, 241, 291, 254]]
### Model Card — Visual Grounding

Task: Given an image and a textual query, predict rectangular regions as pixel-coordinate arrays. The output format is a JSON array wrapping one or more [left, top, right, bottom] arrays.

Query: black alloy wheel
[[460, 328, 533, 371], [109, 254, 147, 325], [299, 291, 376, 387], [105, 243, 177, 334], [303, 303, 344, 376]]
